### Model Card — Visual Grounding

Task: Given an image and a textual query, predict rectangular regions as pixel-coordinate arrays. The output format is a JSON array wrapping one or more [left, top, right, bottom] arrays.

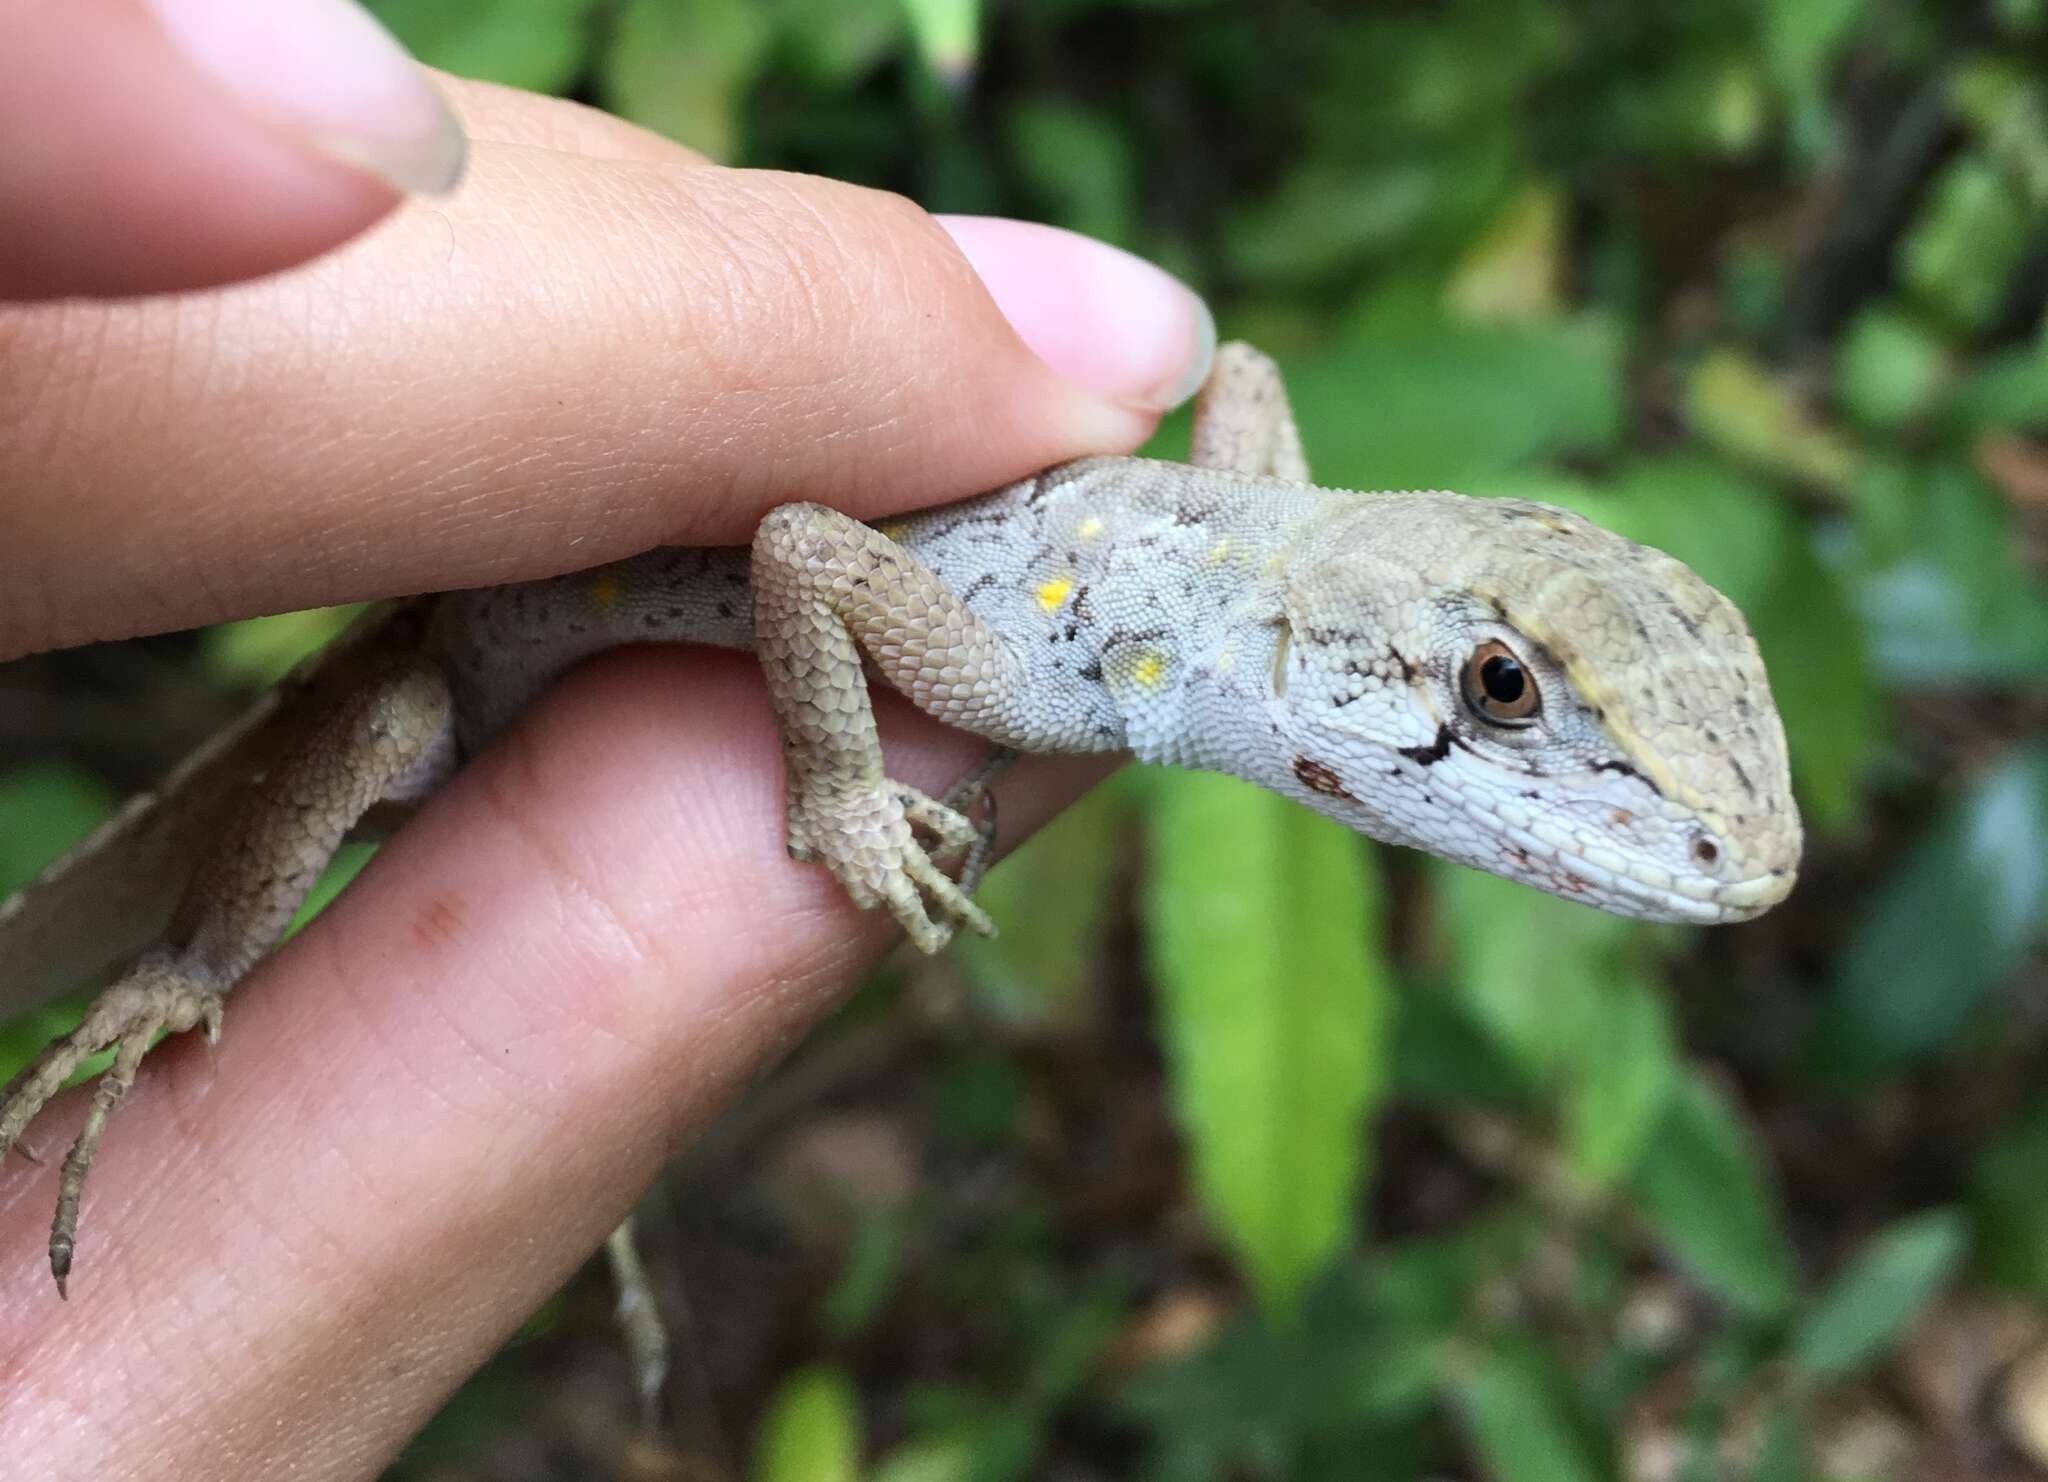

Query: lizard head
[[1269, 494, 1801, 923]]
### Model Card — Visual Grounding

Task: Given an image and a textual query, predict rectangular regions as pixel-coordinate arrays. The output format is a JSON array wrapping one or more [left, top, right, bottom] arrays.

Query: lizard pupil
[[1461, 639, 1541, 725], [1481, 655, 1524, 703]]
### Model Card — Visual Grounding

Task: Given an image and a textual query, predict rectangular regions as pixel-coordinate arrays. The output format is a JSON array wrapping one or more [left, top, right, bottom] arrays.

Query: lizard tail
[[0, 687, 285, 1017]]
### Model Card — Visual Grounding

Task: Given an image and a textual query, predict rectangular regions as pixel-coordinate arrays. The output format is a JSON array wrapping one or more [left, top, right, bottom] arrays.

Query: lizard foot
[[787, 780, 996, 953], [0, 956, 223, 1296]]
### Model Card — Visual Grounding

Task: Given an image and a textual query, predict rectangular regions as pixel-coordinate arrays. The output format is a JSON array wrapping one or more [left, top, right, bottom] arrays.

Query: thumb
[[0, 0, 465, 301]]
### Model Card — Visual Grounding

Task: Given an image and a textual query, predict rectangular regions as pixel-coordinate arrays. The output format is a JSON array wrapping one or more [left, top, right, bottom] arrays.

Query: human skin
[[0, 21, 1212, 1477]]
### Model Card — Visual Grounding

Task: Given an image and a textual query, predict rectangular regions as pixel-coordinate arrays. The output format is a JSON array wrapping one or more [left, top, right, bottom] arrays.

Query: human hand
[[0, 39, 1214, 1481]]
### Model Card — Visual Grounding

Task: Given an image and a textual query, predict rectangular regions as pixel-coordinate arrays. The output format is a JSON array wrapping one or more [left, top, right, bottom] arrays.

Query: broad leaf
[[1144, 772, 1391, 1316], [1630, 1073, 1798, 1316], [1790, 1208, 1968, 1379]]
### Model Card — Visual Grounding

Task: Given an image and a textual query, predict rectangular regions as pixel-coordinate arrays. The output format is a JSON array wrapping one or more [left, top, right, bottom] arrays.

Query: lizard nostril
[[1693, 837, 1720, 865]]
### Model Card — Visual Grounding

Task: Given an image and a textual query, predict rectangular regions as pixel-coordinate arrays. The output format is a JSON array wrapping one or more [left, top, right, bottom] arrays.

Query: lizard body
[[0, 343, 1801, 1289]]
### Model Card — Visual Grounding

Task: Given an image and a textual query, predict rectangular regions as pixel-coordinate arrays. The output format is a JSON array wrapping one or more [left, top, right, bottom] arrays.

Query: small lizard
[[0, 342, 1801, 1291]]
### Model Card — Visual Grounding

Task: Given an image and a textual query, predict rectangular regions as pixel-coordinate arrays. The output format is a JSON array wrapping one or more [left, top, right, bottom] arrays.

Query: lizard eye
[[1461, 639, 1540, 726]]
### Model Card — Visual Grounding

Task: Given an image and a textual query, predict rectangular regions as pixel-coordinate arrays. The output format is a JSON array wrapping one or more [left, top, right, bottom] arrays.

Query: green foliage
[[752, 1364, 863, 1482], [1144, 773, 1391, 1316], [364, 0, 601, 94], [1449, 1330, 1614, 1482], [1630, 1074, 1799, 1316], [1971, 1097, 2048, 1295], [1809, 744, 2048, 1080], [1789, 1208, 1969, 1378]]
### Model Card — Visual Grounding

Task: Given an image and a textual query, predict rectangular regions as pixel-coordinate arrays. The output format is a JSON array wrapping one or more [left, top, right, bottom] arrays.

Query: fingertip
[[0, 0, 461, 300], [936, 215, 1216, 414]]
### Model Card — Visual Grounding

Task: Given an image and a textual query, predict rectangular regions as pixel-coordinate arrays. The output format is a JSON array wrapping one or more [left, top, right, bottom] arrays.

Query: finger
[[436, 73, 706, 165], [0, 146, 1212, 660], [0, 647, 1116, 1477], [0, 0, 464, 300]]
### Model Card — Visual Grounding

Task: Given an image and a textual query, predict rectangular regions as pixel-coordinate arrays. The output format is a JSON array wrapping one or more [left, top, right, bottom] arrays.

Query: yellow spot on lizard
[[1035, 576, 1074, 612], [588, 572, 622, 612], [1207, 538, 1232, 563], [1077, 515, 1105, 539], [1132, 651, 1167, 688], [877, 519, 912, 542]]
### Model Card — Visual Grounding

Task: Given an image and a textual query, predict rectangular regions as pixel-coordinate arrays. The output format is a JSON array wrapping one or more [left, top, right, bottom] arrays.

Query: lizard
[[0, 341, 1802, 1295]]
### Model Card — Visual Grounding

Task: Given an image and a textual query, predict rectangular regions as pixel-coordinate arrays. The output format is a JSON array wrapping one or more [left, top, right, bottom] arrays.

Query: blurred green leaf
[[1685, 348, 1855, 491], [1790, 1208, 1968, 1378], [1144, 773, 1391, 1315], [1745, 530, 1880, 832], [1759, 0, 1868, 126], [203, 606, 366, 689], [1291, 285, 1624, 490], [1435, 870, 1677, 1186], [1445, 182, 1566, 323], [0, 762, 116, 898], [1971, 1096, 2048, 1295], [898, 0, 978, 84], [1564, 972, 1681, 1187], [1005, 100, 1138, 249], [957, 783, 1125, 1028], [1850, 463, 2048, 686], [1449, 1330, 1613, 1482], [1810, 743, 2048, 1079], [1630, 1072, 1799, 1316], [365, 0, 601, 92], [871, 1434, 976, 1482], [753, 1364, 863, 1482], [1900, 154, 2034, 332], [603, 0, 771, 159], [774, 0, 903, 85], [1837, 305, 1949, 428]]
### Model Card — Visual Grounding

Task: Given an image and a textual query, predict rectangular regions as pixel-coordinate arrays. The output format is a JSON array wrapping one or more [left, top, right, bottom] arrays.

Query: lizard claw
[[787, 781, 996, 953], [0, 955, 222, 1295]]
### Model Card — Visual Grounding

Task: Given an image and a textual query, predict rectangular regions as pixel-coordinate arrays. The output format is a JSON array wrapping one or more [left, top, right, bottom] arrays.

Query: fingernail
[[938, 216, 1216, 412], [143, 0, 466, 197]]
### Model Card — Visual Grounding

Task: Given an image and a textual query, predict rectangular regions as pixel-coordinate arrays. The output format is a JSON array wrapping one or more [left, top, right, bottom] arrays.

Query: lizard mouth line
[[1510, 825, 1796, 924]]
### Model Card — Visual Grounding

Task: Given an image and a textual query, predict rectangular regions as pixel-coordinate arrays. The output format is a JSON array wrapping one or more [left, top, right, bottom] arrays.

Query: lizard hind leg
[[0, 653, 457, 1294]]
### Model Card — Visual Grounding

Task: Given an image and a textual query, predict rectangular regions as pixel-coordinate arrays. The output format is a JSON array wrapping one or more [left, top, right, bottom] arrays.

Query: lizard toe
[[0, 955, 223, 1295]]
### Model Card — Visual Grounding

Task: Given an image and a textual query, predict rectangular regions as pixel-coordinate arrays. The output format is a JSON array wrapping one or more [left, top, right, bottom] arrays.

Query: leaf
[[1849, 462, 2048, 687], [1563, 972, 1681, 1187], [752, 1364, 863, 1482], [898, 0, 978, 84], [1790, 1209, 1968, 1379], [1288, 285, 1624, 490], [1143, 772, 1392, 1316], [1448, 1330, 1612, 1482], [203, 605, 366, 689], [603, 0, 772, 160], [1629, 1072, 1798, 1316], [0, 762, 116, 899], [1809, 743, 2048, 1080], [1432, 870, 1675, 1186], [1900, 154, 2034, 332], [1684, 348, 1855, 492], [1836, 305, 1949, 428], [1445, 182, 1567, 324], [1004, 100, 1139, 249], [364, 0, 603, 92], [1970, 1096, 2048, 1296], [956, 782, 1126, 1030]]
